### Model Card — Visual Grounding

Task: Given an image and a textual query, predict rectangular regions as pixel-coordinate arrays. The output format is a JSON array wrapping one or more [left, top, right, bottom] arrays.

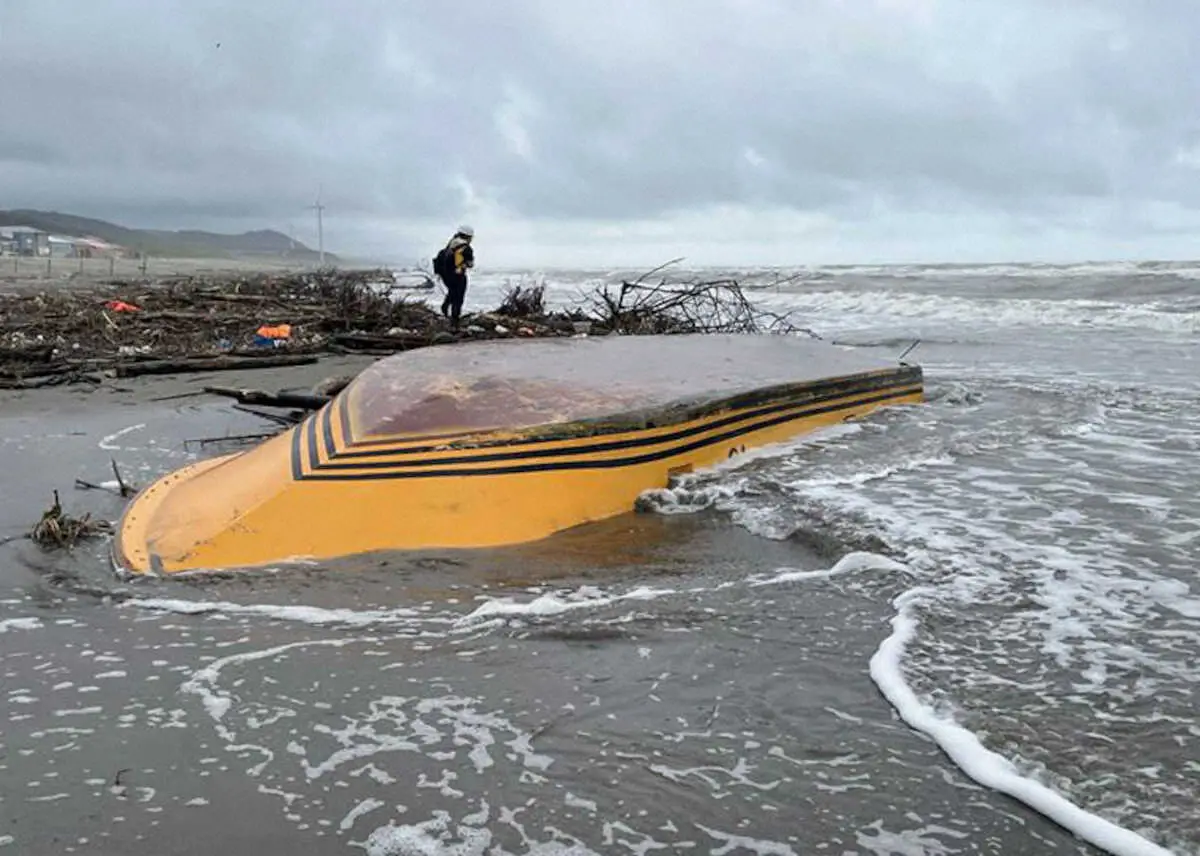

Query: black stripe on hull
[[333, 365, 922, 454], [330, 366, 922, 459], [313, 383, 922, 471], [289, 384, 921, 482]]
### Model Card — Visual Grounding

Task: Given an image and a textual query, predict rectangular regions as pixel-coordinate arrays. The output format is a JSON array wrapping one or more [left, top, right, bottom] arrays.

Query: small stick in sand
[[110, 459, 135, 497], [74, 478, 123, 496]]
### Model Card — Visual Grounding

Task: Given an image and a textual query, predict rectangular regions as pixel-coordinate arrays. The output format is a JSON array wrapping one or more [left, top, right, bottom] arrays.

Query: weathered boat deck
[[349, 333, 908, 439]]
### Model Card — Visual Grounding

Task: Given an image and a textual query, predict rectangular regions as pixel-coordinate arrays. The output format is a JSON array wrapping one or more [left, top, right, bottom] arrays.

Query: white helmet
[[457, 224, 474, 237]]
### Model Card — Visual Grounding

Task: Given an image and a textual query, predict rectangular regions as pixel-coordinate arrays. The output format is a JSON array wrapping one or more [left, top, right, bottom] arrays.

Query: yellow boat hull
[[114, 364, 922, 575]]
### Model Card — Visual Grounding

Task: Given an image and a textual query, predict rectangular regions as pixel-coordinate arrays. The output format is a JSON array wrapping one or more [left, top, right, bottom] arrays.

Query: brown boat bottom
[[113, 377, 924, 575]]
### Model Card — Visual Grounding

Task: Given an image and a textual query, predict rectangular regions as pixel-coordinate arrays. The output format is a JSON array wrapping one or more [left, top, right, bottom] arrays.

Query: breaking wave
[[754, 288, 1197, 334], [640, 367, 1200, 855]]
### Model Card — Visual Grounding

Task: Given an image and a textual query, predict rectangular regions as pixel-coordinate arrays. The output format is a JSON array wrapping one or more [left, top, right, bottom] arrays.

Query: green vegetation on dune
[[0, 209, 336, 262]]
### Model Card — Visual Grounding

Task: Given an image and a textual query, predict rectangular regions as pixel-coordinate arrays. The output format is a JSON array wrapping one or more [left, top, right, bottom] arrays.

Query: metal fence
[[0, 254, 324, 286]]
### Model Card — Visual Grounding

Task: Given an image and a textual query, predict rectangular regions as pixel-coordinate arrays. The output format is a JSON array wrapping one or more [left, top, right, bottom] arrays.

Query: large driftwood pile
[[0, 269, 564, 389], [0, 266, 810, 389]]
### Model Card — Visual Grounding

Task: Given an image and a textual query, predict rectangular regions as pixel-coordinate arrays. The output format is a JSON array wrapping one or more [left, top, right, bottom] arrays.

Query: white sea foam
[[127, 548, 893, 640], [455, 260, 1200, 313], [855, 820, 969, 856], [564, 793, 598, 813], [128, 598, 432, 628], [870, 588, 1176, 856], [98, 423, 146, 451], [457, 585, 676, 626], [724, 259, 1200, 283], [453, 551, 903, 625], [754, 289, 1197, 335], [181, 638, 356, 728], [749, 551, 907, 587], [0, 617, 42, 633], [439, 264, 1198, 347], [362, 814, 493, 856], [694, 824, 798, 856], [340, 797, 386, 833], [361, 809, 606, 856], [153, 551, 916, 849]]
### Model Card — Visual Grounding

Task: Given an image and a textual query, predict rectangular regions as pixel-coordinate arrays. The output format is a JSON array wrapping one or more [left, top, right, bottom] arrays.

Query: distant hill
[[0, 209, 337, 262]]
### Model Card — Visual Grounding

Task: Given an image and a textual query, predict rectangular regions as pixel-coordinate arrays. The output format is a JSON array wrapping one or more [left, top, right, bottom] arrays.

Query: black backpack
[[432, 246, 452, 279]]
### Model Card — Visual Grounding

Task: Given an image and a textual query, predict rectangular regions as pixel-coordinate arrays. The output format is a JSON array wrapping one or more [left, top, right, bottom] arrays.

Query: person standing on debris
[[433, 225, 475, 330]]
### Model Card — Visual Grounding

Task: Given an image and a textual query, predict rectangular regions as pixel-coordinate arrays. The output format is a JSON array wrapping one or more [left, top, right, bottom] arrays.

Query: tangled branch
[[29, 490, 113, 550], [582, 274, 817, 338]]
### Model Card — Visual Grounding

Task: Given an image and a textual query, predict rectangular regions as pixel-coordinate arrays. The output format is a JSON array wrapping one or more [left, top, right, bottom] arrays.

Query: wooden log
[[331, 332, 435, 350], [114, 354, 318, 378], [0, 362, 75, 379], [228, 345, 328, 358], [311, 374, 355, 397], [329, 345, 398, 357], [0, 344, 55, 363], [0, 372, 102, 389], [184, 431, 281, 449], [136, 310, 216, 322], [202, 385, 330, 409], [193, 292, 277, 304], [1, 356, 115, 377], [232, 404, 303, 426]]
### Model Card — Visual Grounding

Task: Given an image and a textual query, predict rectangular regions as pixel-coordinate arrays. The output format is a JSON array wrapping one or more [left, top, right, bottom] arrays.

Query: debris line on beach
[[1, 266, 813, 388]]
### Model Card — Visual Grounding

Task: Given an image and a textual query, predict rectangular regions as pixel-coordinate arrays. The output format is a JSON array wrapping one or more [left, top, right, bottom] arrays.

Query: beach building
[[4, 226, 50, 256]]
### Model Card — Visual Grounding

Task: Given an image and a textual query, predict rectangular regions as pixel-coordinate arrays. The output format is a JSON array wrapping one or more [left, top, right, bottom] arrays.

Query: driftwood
[[110, 459, 135, 497], [0, 268, 443, 385], [582, 276, 812, 337], [312, 374, 354, 397], [184, 431, 281, 449], [72, 460, 136, 497], [74, 479, 122, 496], [232, 404, 303, 426], [202, 385, 330, 410], [331, 331, 450, 351], [0, 362, 77, 379], [1, 264, 817, 389], [114, 354, 318, 378], [29, 490, 113, 549], [0, 372, 103, 390], [497, 283, 546, 318]]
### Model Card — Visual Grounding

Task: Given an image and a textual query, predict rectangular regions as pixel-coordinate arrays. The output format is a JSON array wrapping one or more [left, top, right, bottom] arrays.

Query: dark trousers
[[440, 274, 467, 328]]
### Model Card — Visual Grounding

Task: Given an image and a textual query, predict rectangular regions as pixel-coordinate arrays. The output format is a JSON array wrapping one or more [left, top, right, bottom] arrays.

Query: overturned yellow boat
[[114, 334, 923, 575]]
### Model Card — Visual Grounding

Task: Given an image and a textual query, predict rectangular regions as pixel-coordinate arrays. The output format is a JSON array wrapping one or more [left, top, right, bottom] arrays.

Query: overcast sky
[[3, 0, 1200, 267]]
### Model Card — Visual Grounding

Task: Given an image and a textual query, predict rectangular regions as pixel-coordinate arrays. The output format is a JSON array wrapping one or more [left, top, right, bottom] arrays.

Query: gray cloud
[[3, 0, 1200, 264]]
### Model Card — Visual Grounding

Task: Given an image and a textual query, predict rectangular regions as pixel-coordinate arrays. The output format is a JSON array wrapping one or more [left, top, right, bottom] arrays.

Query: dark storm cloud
[[2, 0, 1200, 257]]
